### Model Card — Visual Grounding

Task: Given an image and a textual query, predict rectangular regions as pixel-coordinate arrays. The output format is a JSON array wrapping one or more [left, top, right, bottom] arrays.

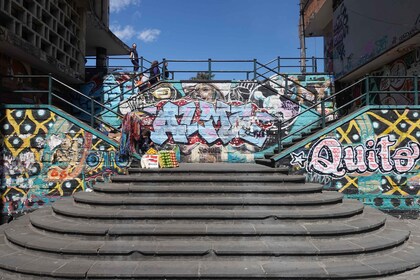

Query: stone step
[[1, 162, 419, 279], [51, 198, 364, 220], [128, 163, 289, 175], [30, 207, 386, 237], [93, 182, 323, 194], [5, 216, 410, 257], [254, 158, 275, 167], [0, 232, 419, 279], [111, 174, 306, 183], [73, 191, 343, 206]]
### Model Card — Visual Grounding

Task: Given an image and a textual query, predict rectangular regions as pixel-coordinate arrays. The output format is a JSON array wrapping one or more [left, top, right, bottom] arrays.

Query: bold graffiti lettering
[[342, 146, 367, 173], [392, 143, 420, 173], [145, 101, 275, 147], [307, 138, 346, 177], [292, 136, 420, 178]]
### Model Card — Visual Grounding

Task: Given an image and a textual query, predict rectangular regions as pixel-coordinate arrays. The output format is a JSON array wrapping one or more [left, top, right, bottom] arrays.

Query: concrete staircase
[[256, 120, 337, 168], [0, 163, 419, 279]]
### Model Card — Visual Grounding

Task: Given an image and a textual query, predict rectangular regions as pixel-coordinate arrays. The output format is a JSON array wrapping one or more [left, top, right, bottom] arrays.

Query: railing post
[[162, 58, 167, 80], [312, 56, 317, 72], [321, 99, 326, 128], [365, 75, 370, 106], [90, 97, 94, 127], [284, 74, 288, 95], [208, 58, 212, 79], [277, 113, 283, 152], [48, 73, 52, 105], [140, 56, 144, 72], [277, 56, 280, 73], [132, 75, 135, 95], [415, 76, 418, 105], [253, 59, 257, 80]]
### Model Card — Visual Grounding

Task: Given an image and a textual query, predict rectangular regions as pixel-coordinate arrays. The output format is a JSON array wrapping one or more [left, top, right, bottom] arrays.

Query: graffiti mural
[[293, 136, 420, 178], [370, 48, 420, 105], [287, 109, 420, 210], [0, 109, 128, 219], [80, 72, 333, 163]]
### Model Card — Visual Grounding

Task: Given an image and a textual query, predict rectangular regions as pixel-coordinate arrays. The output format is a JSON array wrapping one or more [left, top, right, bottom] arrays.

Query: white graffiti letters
[[148, 101, 275, 147], [295, 136, 420, 178]]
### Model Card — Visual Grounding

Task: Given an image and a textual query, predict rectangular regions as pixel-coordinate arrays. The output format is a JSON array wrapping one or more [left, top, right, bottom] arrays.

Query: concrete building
[[0, 0, 128, 84], [300, 0, 420, 85]]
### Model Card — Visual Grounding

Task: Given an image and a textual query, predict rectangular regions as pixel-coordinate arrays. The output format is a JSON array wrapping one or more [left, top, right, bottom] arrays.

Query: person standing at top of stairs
[[129, 43, 140, 72]]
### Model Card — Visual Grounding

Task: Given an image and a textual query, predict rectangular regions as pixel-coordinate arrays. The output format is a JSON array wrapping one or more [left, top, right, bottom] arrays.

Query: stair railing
[[2, 74, 123, 134], [94, 62, 167, 121], [254, 62, 322, 105], [273, 75, 420, 155]]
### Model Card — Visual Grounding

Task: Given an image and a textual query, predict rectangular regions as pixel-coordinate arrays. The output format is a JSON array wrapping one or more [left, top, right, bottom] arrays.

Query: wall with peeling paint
[[0, 108, 129, 222]]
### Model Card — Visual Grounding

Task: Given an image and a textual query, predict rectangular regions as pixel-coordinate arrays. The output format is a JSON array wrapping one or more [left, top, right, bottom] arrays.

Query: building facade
[[301, 0, 420, 83], [0, 0, 128, 85]]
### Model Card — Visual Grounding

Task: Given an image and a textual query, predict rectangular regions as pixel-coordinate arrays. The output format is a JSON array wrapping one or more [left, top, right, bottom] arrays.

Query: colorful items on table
[[158, 150, 179, 168]]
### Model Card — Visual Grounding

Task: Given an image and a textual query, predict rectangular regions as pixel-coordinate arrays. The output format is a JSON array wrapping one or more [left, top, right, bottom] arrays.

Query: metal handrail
[[86, 56, 327, 80], [1, 74, 122, 132], [255, 71, 315, 105], [274, 75, 420, 154], [95, 62, 166, 119], [255, 61, 330, 105]]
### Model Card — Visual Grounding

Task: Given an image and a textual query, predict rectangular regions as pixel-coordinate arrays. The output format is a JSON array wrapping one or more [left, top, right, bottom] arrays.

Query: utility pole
[[299, 0, 307, 73]]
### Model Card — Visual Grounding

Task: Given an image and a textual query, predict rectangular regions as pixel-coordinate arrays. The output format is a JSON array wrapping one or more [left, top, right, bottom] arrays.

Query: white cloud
[[138, 29, 161, 43], [110, 25, 136, 41], [110, 0, 140, 13]]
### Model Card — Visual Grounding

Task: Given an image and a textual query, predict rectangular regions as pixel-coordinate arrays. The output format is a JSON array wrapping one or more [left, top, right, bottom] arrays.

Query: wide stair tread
[[1, 227, 419, 279], [51, 198, 364, 219], [73, 191, 343, 206], [29, 207, 386, 236], [4, 215, 410, 257], [111, 174, 306, 183], [93, 182, 323, 193]]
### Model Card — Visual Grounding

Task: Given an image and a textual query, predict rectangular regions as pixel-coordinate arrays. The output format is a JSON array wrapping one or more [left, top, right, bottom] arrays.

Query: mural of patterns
[[0, 109, 129, 218], [288, 109, 420, 210]]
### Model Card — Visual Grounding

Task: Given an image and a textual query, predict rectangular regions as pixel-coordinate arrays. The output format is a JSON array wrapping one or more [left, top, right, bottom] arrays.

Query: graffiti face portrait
[[191, 83, 223, 102]]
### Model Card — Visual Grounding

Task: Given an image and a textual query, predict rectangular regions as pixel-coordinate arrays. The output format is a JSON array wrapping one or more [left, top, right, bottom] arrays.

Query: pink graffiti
[[304, 136, 420, 178]]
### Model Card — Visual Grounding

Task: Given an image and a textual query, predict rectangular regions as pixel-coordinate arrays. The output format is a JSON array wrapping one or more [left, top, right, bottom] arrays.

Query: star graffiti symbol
[[290, 151, 307, 168]]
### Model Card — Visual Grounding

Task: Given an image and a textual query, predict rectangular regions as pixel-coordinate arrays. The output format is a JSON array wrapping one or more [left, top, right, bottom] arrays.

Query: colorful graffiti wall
[[371, 47, 420, 105], [337, 48, 420, 114], [287, 109, 420, 210], [0, 108, 129, 221], [80, 73, 333, 163]]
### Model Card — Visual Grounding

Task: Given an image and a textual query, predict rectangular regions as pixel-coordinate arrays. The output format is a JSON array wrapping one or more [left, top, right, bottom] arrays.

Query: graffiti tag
[[142, 101, 275, 147], [291, 136, 420, 178]]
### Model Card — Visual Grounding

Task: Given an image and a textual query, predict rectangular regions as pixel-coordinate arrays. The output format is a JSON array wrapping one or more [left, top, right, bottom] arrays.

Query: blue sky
[[109, 0, 324, 78]]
